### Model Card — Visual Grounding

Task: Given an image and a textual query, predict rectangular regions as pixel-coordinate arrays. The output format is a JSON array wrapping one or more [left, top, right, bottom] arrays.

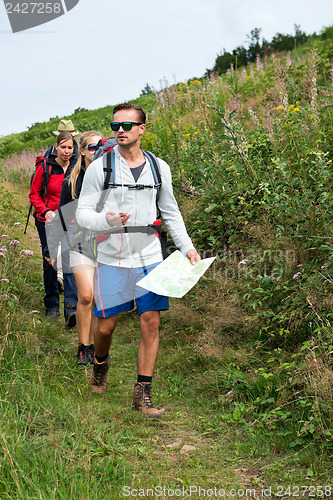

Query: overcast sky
[[0, 0, 332, 137]]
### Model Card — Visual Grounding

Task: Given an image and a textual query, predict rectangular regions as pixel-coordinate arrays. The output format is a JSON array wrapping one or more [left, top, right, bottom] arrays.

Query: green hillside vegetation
[[0, 93, 157, 159], [211, 25, 322, 75], [0, 25, 333, 496]]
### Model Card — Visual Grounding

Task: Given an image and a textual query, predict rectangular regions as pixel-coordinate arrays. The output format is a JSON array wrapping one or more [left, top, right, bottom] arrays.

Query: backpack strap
[[142, 150, 161, 202], [97, 149, 162, 211], [103, 148, 115, 189], [58, 205, 73, 248], [58, 206, 67, 233], [94, 224, 169, 260], [93, 224, 166, 238], [96, 149, 115, 212], [41, 160, 51, 197], [100, 149, 161, 194], [142, 151, 161, 184]]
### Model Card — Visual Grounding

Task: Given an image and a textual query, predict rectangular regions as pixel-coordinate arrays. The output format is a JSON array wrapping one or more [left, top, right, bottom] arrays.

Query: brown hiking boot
[[132, 382, 164, 418], [89, 356, 110, 394]]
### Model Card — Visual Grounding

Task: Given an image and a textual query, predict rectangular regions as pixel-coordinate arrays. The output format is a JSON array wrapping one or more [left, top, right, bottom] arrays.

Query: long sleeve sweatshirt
[[76, 146, 195, 268]]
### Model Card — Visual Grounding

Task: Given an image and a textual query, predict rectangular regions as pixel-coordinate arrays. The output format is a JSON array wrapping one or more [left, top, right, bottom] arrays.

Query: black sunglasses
[[86, 143, 97, 152], [110, 121, 143, 131]]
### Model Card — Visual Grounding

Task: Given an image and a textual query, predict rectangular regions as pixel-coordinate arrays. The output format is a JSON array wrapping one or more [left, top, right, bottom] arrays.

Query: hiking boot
[[88, 344, 95, 365], [66, 311, 76, 329], [132, 382, 163, 418], [89, 356, 110, 394], [45, 309, 59, 319], [76, 344, 90, 366]]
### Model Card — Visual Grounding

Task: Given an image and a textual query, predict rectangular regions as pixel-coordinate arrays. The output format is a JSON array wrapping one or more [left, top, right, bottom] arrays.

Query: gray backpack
[[93, 138, 117, 160]]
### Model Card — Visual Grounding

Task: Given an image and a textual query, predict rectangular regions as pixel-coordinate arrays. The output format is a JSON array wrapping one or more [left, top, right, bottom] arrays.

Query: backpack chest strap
[[99, 149, 161, 211], [103, 182, 161, 190]]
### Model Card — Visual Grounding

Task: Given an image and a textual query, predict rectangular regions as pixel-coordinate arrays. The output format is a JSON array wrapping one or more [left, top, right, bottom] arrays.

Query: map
[[137, 251, 216, 298]]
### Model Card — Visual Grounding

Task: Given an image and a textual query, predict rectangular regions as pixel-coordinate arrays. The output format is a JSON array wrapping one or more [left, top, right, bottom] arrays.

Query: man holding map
[[76, 102, 200, 417]]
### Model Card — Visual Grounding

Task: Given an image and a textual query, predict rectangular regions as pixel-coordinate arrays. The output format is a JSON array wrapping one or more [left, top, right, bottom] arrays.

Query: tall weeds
[[0, 149, 39, 186], [141, 46, 333, 451]]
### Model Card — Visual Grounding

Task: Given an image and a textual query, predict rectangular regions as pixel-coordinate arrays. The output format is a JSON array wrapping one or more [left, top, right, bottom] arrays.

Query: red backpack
[[93, 137, 117, 160], [24, 155, 52, 233]]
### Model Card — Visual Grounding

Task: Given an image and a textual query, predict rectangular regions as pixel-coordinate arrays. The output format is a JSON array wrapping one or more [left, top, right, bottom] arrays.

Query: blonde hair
[[69, 130, 101, 199]]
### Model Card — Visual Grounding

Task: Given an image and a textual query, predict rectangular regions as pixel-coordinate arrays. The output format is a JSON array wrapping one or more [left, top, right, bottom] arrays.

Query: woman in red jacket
[[29, 131, 77, 319]]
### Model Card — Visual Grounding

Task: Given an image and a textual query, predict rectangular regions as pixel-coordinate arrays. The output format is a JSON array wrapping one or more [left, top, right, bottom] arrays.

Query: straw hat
[[53, 119, 80, 137]]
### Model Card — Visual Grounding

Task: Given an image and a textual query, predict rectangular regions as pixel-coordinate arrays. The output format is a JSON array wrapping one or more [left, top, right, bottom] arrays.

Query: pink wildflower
[[293, 272, 302, 280], [20, 250, 33, 257], [13, 222, 21, 227], [256, 53, 263, 73], [239, 259, 248, 265], [321, 263, 328, 269], [9, 240, 20, 248], [1, 235, 8, 238], [1, 278, 9, 283]]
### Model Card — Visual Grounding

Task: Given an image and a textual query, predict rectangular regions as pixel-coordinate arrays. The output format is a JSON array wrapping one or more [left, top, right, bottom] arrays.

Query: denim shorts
[[94, 262, 169, 318]]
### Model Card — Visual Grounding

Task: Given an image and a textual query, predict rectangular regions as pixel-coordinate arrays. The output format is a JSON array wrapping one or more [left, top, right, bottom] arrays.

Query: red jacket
[[29, 156, 72, 222]]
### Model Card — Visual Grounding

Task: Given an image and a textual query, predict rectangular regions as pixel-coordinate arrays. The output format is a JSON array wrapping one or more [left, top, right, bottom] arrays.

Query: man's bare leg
[[133, 310, 162, 417], [137, 311, 160, 375], [95, 316, 118, 357]]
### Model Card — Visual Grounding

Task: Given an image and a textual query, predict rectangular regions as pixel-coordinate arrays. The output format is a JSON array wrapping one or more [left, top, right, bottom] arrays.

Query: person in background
[[29, 131, 78, 324], [58, 131, 102, 365], [46, 119, 80, 291], [46, 119, 80, 161]]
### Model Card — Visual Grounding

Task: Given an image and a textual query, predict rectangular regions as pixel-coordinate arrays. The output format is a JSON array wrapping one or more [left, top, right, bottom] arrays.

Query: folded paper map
[[137, 250, 216, 298]]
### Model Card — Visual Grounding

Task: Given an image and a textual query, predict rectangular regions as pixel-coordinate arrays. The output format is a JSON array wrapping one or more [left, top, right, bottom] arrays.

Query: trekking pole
[[24, 204, 33, 234]]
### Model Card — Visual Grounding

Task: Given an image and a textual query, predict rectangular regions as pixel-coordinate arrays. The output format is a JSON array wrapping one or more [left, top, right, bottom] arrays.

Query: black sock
[[96, 353, 108, 363], [137, 375, 152, 384]]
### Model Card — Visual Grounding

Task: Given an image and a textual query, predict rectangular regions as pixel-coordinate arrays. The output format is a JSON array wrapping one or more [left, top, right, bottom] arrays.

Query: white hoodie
[[76, 146, 194, 268]]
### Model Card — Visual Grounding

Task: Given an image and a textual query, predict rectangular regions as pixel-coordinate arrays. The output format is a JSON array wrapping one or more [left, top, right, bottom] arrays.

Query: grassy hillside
[[0, 180, 332, 498], [140, 32, 333, 461], [0, 27, 333, 497], [0, 93, 157, 159]]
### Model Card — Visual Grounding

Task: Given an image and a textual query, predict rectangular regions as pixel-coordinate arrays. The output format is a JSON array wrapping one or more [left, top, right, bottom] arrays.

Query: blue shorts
[[94, 262, 169, 318]]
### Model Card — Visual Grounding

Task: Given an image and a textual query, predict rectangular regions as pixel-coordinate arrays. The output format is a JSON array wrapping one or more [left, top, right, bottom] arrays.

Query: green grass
[[0, 183, 332, 499], [0, 181, 329, 500]]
